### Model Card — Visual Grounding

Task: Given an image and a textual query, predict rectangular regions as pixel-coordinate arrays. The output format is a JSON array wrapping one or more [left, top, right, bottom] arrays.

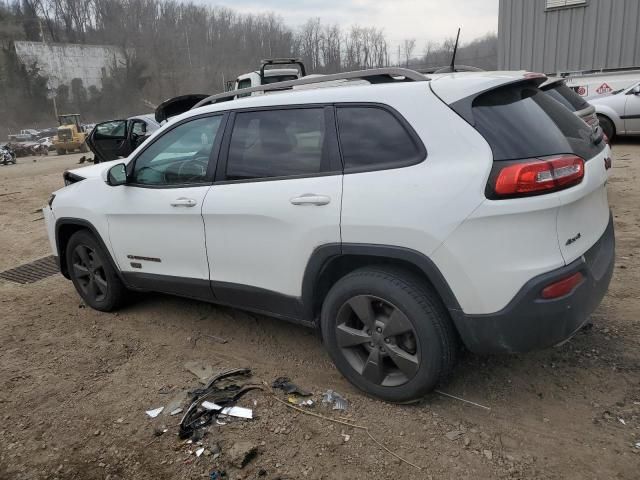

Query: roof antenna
[[450, 27, 461, 72]]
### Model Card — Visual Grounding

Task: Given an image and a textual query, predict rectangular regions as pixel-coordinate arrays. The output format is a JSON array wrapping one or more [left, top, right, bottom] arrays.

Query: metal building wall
[[498, 0, 640, 73]]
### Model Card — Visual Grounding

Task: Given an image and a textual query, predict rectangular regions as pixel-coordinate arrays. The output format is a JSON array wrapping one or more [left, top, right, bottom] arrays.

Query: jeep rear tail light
[[488, 155, 585, 199], [540, 272, 584, 299]]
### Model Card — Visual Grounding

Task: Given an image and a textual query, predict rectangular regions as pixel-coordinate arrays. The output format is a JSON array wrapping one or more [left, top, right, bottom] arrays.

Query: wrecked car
[[87, 114, 160, 163]]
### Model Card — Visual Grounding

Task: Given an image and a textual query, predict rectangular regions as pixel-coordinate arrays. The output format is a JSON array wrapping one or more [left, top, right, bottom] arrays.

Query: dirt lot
[[0, 148, 639, 480]]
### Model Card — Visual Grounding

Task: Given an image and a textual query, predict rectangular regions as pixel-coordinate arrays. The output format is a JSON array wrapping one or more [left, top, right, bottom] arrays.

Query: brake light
[[489, 155, 585, 198], [540, 272, 584, 299]]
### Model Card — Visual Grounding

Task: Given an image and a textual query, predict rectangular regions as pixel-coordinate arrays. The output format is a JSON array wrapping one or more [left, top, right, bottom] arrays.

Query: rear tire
[[321, 267, 458, 403], [66, 230, 126, 311], [598, 115, 615, 141]]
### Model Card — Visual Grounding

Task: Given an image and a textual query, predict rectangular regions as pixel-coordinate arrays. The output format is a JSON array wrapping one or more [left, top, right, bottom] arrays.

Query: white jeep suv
[[43, 69, 615, 402]]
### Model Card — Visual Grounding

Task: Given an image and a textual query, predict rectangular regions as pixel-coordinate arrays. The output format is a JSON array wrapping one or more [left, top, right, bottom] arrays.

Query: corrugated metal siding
[[498, 0, 640, 73]]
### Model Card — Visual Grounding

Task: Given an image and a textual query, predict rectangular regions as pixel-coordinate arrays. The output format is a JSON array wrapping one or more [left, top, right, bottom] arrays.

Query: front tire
[[321, 267, 458, 403], [66, 230, 126, 311]]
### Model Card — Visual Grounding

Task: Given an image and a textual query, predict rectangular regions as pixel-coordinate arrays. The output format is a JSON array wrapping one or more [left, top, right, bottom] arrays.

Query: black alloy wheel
[[336, 295, 420, 387], [71, 244, 109, 303], [66, 230, 126, 311]]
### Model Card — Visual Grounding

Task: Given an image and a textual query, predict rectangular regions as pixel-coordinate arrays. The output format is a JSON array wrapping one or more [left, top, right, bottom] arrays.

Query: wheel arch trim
[[301, 243, 464, 322], [54, 217, 123, 283]]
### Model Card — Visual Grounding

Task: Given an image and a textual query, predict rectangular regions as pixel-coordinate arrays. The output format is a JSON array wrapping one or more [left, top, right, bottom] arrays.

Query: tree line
[[0, 0, 497, 133]]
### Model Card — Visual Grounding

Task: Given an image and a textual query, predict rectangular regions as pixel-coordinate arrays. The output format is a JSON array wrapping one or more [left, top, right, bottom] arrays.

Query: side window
[[131, 120, 147, 136], [337, 106, 424, 171], [132, 116, 222, 186], [225, 108, 328, 180]]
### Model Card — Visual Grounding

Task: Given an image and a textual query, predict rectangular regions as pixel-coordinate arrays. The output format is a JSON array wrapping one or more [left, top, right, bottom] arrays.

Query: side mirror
[[106, 163, 127, 186]]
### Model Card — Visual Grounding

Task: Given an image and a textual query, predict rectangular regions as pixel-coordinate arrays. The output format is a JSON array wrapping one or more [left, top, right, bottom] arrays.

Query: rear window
[[543, 83, 589, 112], [468, 83, 604, 161]]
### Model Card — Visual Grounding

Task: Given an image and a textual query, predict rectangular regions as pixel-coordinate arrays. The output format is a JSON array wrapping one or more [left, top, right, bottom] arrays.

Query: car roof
[[165, 70, 541, 125]]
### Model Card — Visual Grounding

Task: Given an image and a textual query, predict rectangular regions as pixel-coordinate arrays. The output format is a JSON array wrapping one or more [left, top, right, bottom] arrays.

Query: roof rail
[[192, 67, 428, 109]]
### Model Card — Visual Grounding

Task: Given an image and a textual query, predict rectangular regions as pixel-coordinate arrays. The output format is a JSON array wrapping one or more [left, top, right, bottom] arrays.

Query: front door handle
[[290, 194, 331, 206], [171, 197, 197, 207]]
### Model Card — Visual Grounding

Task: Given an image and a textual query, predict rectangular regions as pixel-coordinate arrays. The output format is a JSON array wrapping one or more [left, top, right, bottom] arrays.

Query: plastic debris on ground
[[271, 376, 312, 396], [195, 447, 205, 457], [170, 408, 183, 416], [179, 368, 259, 439], [287, 394, 314, 407], [145, 407, 164, 418], [321, 389, 349, 410], [202, 401, 253, 419], [209, 469, 226, 479]]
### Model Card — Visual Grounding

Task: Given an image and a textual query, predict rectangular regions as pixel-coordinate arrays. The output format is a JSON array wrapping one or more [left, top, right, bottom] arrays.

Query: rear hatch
[[445, 79, 610, 264]]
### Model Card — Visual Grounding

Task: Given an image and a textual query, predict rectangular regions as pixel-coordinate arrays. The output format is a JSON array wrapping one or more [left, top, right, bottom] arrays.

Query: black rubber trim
[[457, 214, 615, 354], [211, 281, 311, 326], [54, 218, 123, 283], [121, 272, 215, 302], [301, 243, 463, 321]]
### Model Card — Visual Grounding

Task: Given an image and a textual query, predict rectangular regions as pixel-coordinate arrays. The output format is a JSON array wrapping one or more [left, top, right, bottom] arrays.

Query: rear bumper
[[456, 214, 615, 354]]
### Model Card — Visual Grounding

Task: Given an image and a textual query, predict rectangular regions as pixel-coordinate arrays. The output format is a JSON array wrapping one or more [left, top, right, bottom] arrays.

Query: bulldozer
[[53, 114, 89, 155]]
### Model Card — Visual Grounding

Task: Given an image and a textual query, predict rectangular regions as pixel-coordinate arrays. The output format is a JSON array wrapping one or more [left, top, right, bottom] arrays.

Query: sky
[[200, 0, 499, 53]]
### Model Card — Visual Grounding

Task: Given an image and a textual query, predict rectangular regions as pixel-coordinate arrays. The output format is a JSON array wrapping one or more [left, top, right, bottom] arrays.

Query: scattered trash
[[170, 408, 184, 416], [270, 393, 422, 470], [619, 418, 626, 425], [145, 407, 164, 418], [179, 368, 259, 439], [202, 401, 253, 419], [435, 390, 491, 411], [196, 447, 205, 457], [634, 441, 640, 449], [228, 441, 259, 469], [209, 469, 226, 480], [321, 390, 349, 411], [272, 376, 312, 396], [341, 432, 351, 442], [288, 395, 314, 407]]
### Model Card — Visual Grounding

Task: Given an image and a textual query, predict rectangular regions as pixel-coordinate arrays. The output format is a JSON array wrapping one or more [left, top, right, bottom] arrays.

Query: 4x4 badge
[[565, 233, 581, 246]]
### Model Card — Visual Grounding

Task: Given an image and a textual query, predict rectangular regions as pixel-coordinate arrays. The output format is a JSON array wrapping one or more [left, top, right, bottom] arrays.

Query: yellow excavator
[[53, 114, 89, 155]]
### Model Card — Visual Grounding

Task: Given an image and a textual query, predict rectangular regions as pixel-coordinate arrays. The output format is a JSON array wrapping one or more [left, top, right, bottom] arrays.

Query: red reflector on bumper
[[541, 272, 584, 299]]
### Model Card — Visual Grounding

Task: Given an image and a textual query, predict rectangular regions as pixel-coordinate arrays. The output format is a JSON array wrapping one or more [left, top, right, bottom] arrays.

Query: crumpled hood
[[65, 159, 122, 180]]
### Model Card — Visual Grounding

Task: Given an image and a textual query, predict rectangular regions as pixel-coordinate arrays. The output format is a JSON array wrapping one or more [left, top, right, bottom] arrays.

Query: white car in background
[[589, 81, 640, 140]]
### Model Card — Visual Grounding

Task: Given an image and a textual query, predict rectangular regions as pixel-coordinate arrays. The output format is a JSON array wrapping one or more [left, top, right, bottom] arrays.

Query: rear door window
[[467, 83, 604, 161], [225, 108, 333, 180], [336, 106, 425, 172]]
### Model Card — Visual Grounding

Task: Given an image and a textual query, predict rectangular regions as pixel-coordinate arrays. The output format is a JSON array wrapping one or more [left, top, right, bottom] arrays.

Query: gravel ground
[[0, 147, 639, 479]]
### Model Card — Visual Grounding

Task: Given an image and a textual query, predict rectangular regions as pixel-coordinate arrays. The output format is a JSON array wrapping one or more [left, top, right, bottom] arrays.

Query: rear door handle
[[171, 197, 197, 207], [290, 194, 331, 206]]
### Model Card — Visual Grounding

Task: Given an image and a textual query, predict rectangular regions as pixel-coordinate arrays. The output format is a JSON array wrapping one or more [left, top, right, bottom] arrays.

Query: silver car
[[588, 81, 640, 140]]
